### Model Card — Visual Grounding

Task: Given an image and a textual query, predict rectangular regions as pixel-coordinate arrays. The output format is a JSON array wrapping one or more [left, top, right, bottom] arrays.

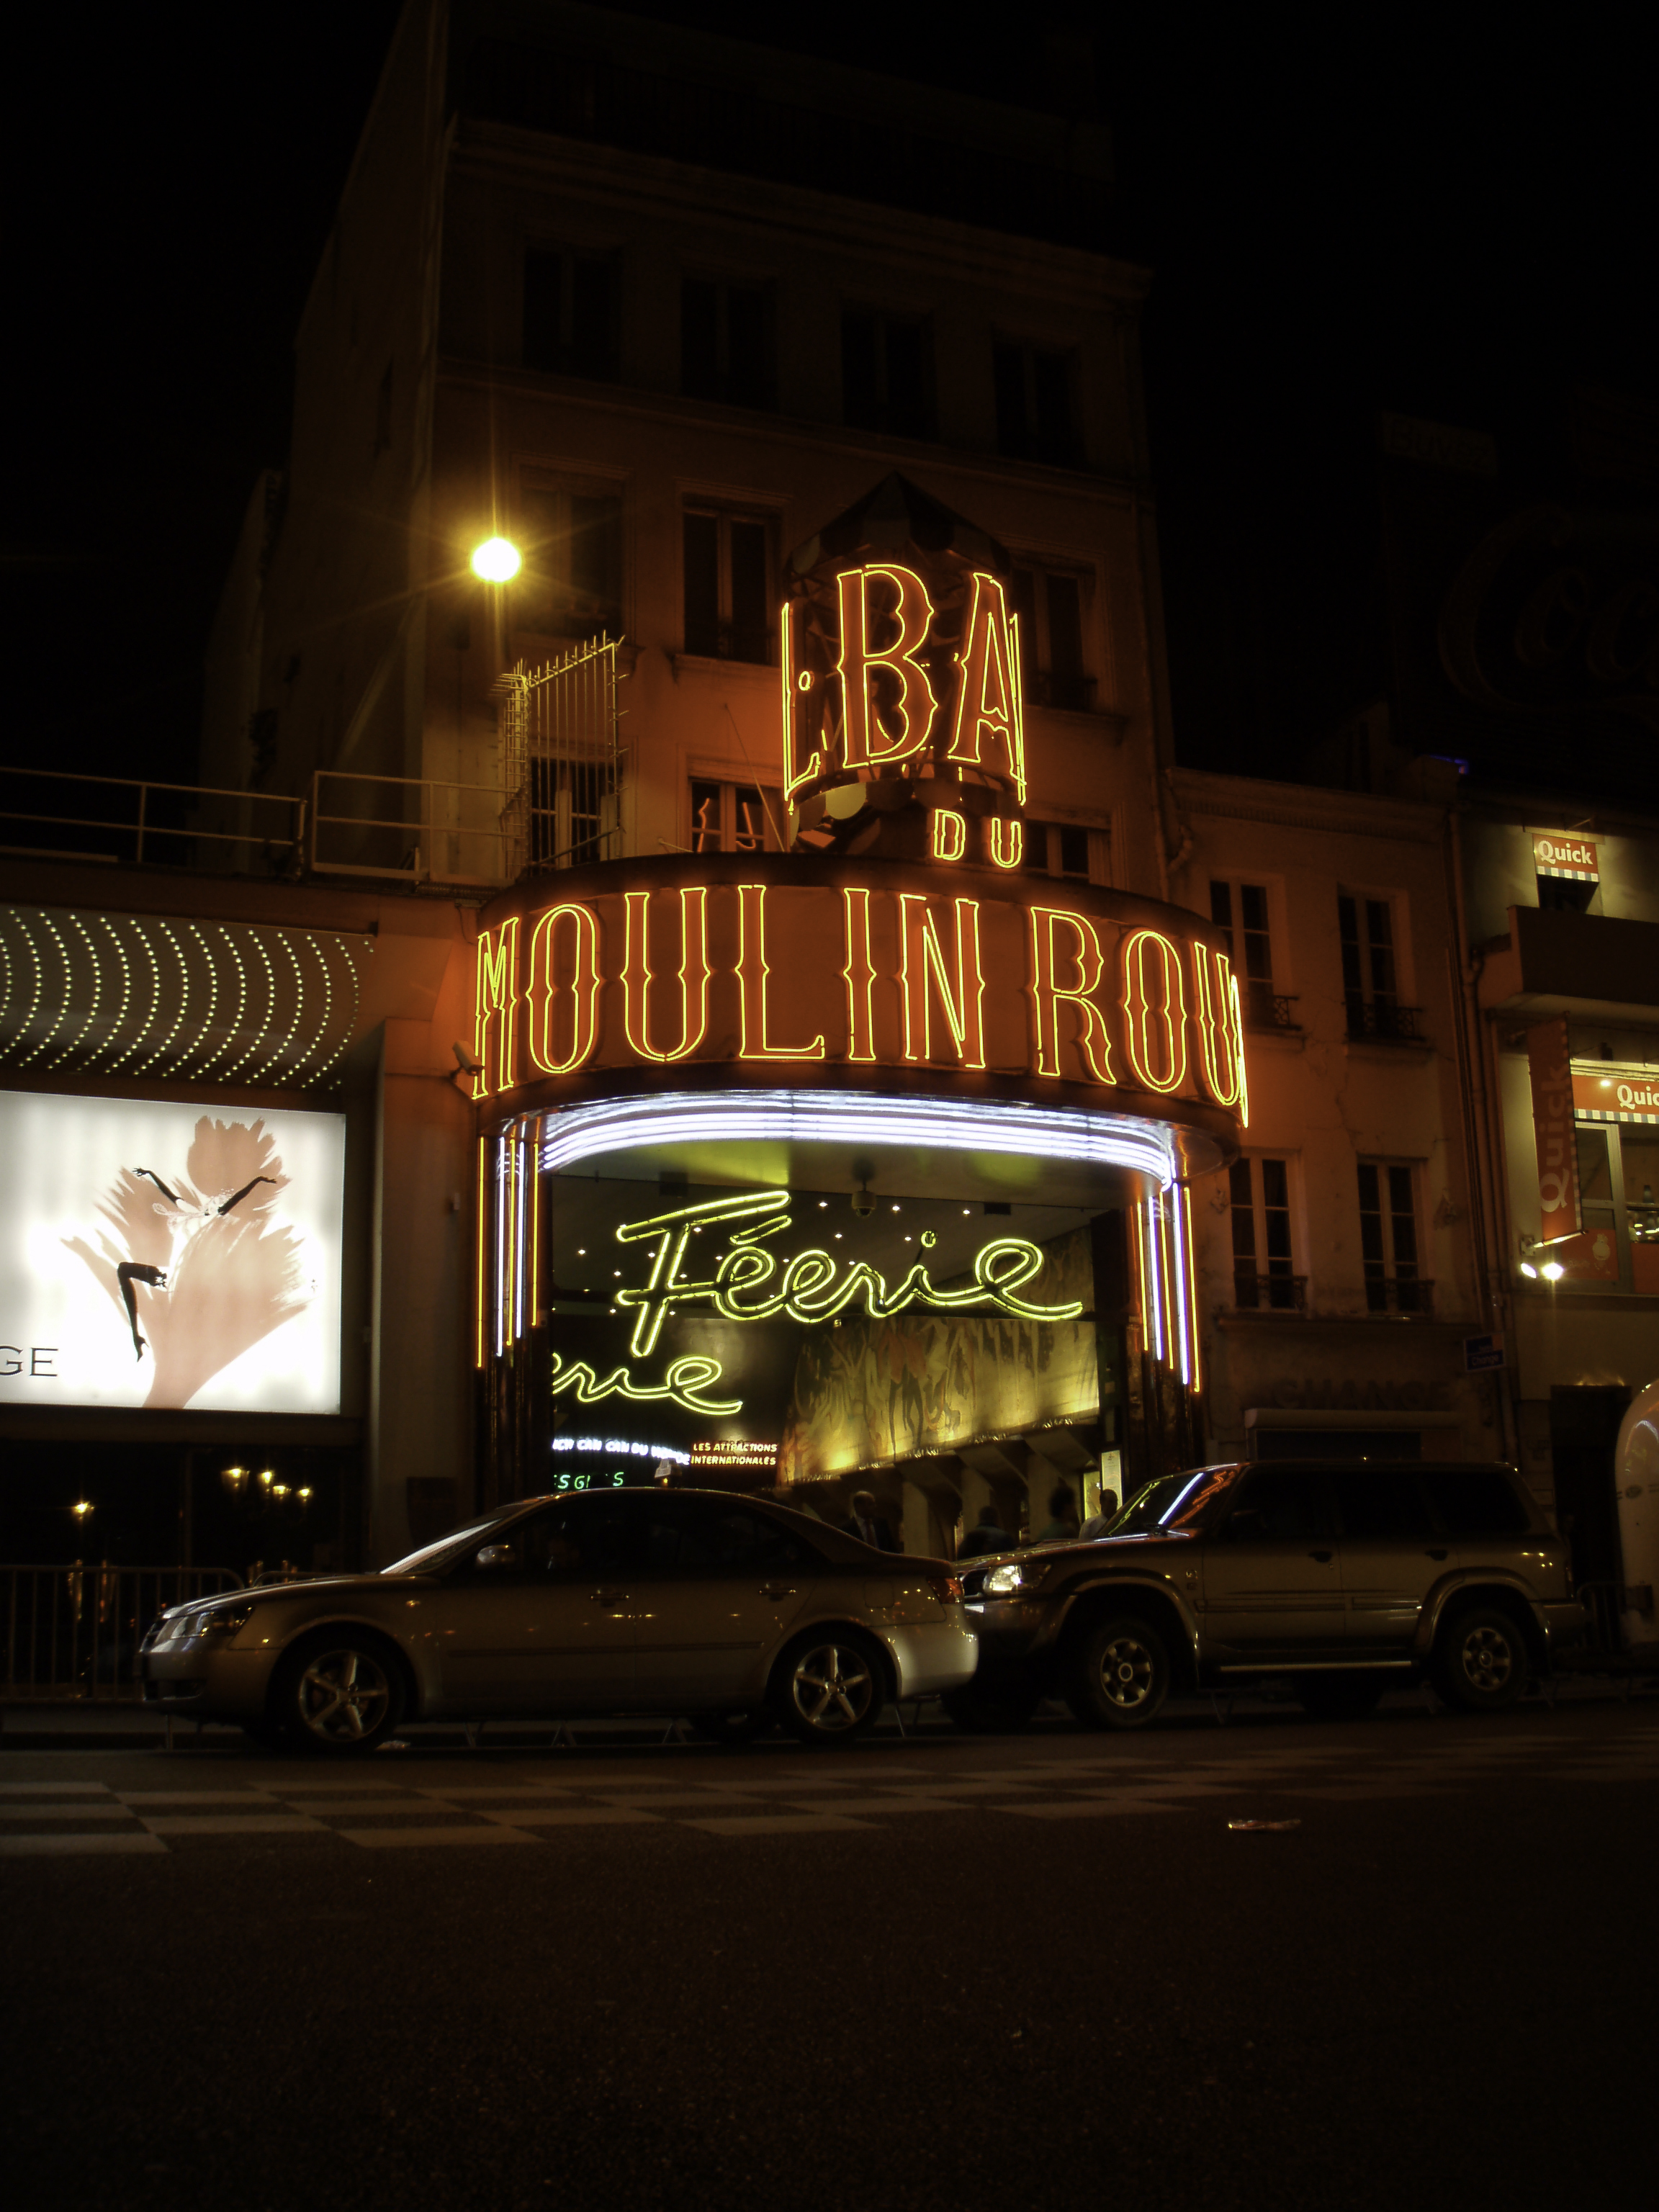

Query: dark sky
[[5, 2, 1652, 795]]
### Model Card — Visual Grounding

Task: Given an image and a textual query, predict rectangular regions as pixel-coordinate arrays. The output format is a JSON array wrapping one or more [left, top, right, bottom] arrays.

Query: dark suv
[[955, 1459, 1583, 1729]]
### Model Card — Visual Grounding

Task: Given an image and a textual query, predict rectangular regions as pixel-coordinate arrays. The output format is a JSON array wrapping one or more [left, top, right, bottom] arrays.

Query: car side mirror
[[475, 1542, 514, 1569]]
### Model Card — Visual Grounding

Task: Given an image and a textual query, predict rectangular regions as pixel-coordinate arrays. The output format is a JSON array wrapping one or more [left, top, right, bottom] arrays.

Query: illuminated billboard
[[0, 1091, 346, 1414]]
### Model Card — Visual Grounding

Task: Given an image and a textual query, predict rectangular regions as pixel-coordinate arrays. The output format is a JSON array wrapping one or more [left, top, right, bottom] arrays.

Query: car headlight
[[982, 1562, 1048, 1597], [184, 1604, 255, 1641]]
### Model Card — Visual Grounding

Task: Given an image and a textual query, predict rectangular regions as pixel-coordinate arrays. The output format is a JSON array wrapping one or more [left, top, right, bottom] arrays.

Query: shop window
[[1555, 1122, 1659, 1293], [523, 247, 619, 380], [1339, 891, 1421, 1042], [993, 341, 1076, 465], [1210, 879, 1291, 1029], [514, 480, 624, 639], [1357, 1161, 1429, 1314], [1022, 822, 1102, 883], [1230, 1156, 1300, 1310], [842, 308, 935, 439], [1007, 565, 1094, 711], [681, 278, 775, 410], [683, 508, 773, 663], [689, 778, 779, 854]]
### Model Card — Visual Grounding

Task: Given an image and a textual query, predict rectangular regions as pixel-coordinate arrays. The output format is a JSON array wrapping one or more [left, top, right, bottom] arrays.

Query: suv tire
[[1434, 1605, 1530, 1713], [1066, 1613, 1171, 1731]]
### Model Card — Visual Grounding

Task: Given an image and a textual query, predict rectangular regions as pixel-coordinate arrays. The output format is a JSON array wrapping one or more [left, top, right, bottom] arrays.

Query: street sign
[[1464, 1333, 1506, 1373]]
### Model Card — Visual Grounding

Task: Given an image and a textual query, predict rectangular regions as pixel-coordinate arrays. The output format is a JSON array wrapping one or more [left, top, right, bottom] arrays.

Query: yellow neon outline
[[1178, 1183, 1202, 1393], [899, 894, 986, 1069], [780, 598, 822, 805], [523, 902, 602, 1078], [472, 918, 519, 1098], [945, 570, 1027, 804], [987, 818, 1024, 869], [841, 887, 877, 1064], [1231, 973, 1250, 1128], [549, 1352, 742, 1417], [1027, 907, 1116, 1083], [614, 1189, 792, 1358], [621, 886, 711, 1064], [930, 809, 968, 862], [737, 883, 826, 1060], [474, 1136, 488, 1368], [1190, 943, 1246, 1111], [835, 563, 940, 770], [1120, 928, 1190, 1095]]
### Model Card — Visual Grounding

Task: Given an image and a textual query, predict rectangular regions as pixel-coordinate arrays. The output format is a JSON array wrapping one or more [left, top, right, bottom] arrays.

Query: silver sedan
[[140, 1488, 976, 1753]]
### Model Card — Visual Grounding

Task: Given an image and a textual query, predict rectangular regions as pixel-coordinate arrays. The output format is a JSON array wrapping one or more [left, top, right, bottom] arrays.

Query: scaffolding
[[498, 634, 626, 881]]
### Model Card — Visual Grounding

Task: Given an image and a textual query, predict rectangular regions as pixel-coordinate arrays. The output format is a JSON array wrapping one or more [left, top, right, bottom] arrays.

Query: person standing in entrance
[[1035, 1484, 1080, 1543], [842, 1490, 898, 1551], [958, 1505, 1013, 1558]]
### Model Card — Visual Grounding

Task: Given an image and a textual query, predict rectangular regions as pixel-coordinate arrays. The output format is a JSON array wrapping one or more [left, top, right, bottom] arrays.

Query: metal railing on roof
[[1, 764, 305, 871]]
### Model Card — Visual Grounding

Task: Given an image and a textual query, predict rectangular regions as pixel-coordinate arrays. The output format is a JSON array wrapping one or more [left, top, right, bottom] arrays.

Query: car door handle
[[1309, 1550, 1334, 1563], [758, 1584, 797, 1600], [1426, 1549, 1448, 1561]]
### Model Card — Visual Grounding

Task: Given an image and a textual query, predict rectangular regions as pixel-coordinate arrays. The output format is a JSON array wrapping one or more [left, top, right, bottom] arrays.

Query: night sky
[[5, 2, 1651, 795]]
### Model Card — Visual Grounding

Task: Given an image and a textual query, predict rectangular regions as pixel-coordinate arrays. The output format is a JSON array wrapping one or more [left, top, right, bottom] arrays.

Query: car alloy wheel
[[1435, 1606, 1529, 1714], [1068, 1612, 1171, 1730], [778, 1635, 881, 1744], [292, 1644, 397, 1751]]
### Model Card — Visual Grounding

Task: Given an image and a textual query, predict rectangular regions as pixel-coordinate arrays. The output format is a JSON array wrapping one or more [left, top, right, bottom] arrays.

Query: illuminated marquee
[[470, 860, 1249, 1131]]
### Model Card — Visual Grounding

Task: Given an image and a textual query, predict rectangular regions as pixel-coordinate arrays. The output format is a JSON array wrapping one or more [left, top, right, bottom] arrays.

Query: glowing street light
[[471, 536, 521, 583]]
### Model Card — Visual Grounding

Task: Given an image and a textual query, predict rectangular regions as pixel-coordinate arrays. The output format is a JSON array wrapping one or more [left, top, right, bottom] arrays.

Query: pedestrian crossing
[[2, 1722, 1657, 1855]]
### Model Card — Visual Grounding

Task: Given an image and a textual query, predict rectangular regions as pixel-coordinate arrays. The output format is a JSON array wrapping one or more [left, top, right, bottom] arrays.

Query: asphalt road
[[4, 1692, 1656, 2212]]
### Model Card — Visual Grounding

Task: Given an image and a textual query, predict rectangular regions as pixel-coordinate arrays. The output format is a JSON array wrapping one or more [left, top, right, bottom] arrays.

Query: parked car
[[952, 1459, 1583, 1730], [140, 1487, 974, 1753]]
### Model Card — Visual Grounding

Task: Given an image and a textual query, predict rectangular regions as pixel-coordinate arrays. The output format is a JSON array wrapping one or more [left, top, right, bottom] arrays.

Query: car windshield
[[380, 1508, 526, 1577], [1110, 1464, 1244, 1537]]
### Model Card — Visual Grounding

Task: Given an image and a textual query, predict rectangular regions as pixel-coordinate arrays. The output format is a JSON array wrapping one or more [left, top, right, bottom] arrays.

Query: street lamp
[[471, 536, 521, 583]]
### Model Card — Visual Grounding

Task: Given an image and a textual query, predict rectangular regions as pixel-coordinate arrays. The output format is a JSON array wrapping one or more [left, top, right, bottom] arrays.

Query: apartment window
[[1022, 822, 1100, 882], [1357, 1161, 1429, 1314], [1230, 1156, 1300, 1310], [523, 247, 618, 380], [1339, 891, 1420, 1040], [515, 481, 624, 639], [1210, 880, 1290, 1029], [842, 309, 934, 439], [681, 279, 774, 410], [689, 780, 779, 855], [993, 341, 1076, 464], [683, 509, 773, 663], [527, 758, 617, 871], [1008, 565, 1094, 711]]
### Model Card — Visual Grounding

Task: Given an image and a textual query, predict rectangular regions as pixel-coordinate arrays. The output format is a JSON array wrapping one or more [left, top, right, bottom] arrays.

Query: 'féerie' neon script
[[550, 1188, 1084, 1415]]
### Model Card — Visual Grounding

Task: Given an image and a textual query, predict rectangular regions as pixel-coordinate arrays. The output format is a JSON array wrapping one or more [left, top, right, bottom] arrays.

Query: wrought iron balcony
[[1363, 1274, 1436, 1316], [1346, 997, 1425, 1043], [1244, 984, 1300, 1031], [1231, 1271, 1308, 1313]]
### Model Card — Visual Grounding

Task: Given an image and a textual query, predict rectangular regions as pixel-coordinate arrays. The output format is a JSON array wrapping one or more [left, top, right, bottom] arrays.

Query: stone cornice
[[1168, 768, 1444, 845]]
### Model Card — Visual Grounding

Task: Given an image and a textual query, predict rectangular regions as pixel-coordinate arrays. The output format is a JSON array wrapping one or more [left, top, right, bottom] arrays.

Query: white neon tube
[[530, 1090, 1179, 1190]]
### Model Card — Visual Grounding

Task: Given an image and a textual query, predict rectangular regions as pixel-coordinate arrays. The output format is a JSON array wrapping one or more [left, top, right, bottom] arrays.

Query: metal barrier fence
[[1, 1565, 242, 1701]]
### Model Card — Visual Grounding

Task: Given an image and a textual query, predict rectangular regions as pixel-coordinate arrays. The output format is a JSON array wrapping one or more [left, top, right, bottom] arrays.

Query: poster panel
[[0, 1091, 345, 1414]]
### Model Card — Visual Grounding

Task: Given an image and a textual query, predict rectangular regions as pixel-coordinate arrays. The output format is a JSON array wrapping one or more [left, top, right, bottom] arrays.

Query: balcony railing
[[1, 764, 305, 872], [1346, 997, 1425, 1043], [1363, 1274, 1436, 1316], [1244, 984, 1300, 1031], [1232, 1272, 1308, 1313]]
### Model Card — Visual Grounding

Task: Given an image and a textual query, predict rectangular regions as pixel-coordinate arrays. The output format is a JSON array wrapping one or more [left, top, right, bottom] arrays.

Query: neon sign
[[552, 1187, 1082, 1415], [470, 864, 1249, 1119]]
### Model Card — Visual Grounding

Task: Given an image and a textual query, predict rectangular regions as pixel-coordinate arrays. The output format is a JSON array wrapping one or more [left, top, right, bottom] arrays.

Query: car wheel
[[1066, 1614, 1171, 1730], [942, 1683, 1040, 1734], [274, 1633, 404, 1755], [686, 1711, 774, 1745], [1434, 1606, 1530, 1713], [1294, 1674, 1388, 1722], [773, 1632, 884, 1746]]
